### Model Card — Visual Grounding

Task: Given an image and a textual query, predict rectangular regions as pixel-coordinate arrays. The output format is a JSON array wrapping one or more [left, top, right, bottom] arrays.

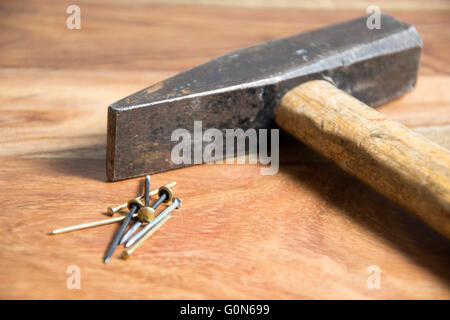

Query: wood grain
[[0, 0, 449, 299], [148, 0, 450, 11]]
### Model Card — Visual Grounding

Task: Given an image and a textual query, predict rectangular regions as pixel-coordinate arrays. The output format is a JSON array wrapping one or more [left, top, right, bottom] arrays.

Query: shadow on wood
[[278, 144, 450, 285]]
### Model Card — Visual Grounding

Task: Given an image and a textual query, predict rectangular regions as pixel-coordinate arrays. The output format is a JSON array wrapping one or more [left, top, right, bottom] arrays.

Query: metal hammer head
[[107, 13, 422, 181]]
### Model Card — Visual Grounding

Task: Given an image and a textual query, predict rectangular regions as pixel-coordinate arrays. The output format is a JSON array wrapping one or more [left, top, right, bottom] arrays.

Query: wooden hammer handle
[[275, 80, 450, 239]]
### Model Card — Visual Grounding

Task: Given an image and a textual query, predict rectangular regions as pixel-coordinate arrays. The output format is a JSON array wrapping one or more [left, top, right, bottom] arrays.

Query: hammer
[[107, 14, 450, 238]]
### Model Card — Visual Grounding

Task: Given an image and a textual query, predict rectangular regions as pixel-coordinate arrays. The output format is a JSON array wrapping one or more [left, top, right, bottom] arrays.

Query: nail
[[103, 198, 143, 263], [49, 215, 133, 235], [121, 213, 172, 260], [119, 184, 174, 245], [126, 197, 181, 248], [48, 181, 177, 235], [107, 181, 177, 216]]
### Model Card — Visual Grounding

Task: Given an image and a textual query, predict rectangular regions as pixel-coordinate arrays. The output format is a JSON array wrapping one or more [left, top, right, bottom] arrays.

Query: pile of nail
[[49, 175, 182, 263]]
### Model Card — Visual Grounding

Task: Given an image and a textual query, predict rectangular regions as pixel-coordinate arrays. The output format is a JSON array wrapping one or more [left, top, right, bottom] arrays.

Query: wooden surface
[[0, 0, 449, 299], [276, 80, 450, 239]]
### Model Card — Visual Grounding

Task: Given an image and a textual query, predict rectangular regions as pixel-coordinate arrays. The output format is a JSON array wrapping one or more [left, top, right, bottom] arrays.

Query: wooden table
[[0, 0, 449, 299]]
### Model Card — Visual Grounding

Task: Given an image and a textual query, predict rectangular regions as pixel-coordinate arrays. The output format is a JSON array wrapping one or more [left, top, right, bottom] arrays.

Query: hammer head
[[107, 13, 422, 181]]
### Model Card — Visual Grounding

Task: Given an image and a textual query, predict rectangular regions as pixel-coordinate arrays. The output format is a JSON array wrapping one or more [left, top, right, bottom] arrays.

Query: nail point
[[125, 241, 133, 248]]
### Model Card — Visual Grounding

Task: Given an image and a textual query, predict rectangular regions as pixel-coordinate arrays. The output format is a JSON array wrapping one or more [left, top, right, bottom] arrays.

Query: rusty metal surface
[[107, 14, 422, 181]]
